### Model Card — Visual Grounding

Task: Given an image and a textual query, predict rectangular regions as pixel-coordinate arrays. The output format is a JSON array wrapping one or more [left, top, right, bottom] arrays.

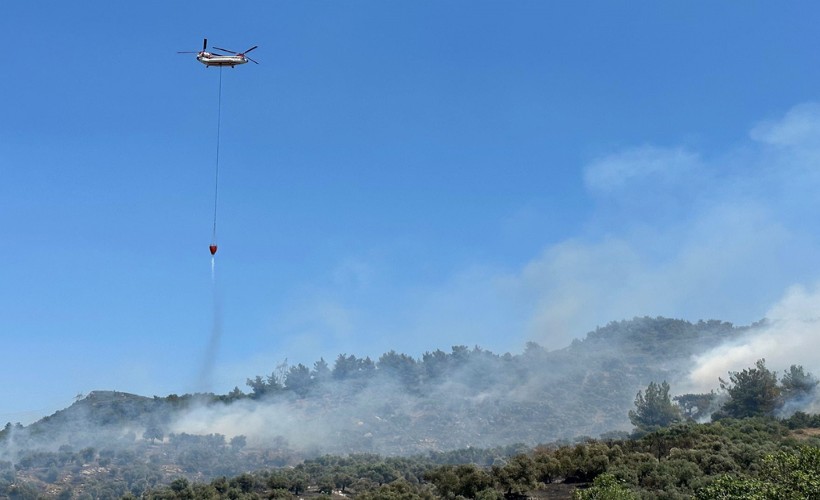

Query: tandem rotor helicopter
[[178, 38, 259, 68]]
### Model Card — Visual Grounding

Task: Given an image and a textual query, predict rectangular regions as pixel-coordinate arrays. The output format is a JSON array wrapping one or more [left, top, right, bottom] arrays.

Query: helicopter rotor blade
[[177, 51, 200, 54], [243, 45, 258, 54], [246, 56, 259, 64], [213, 46, 236, 54], [203, 38, 208, 51]]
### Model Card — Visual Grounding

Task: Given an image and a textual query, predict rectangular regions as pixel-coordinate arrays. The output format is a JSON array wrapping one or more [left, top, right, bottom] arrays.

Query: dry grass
[[790, 427, 820, 440]]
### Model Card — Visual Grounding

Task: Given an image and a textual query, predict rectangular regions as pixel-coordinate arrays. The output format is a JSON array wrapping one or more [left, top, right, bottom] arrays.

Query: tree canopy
[[717, 359, 781, 419], [628, 381, 682, 434]]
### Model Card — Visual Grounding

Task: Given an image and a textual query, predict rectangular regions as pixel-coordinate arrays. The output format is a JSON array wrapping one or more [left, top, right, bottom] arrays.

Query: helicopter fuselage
[[196, 52, 249, 67]]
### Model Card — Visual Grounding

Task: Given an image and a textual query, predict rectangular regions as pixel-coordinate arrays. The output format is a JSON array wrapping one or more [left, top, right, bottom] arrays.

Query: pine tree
[[628, 381, 682, 434]]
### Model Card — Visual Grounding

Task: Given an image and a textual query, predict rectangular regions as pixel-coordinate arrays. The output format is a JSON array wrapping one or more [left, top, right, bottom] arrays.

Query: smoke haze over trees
[[4, 316, 820, 497], [2, 318, 818, 457], [1, 318, 750, 456]]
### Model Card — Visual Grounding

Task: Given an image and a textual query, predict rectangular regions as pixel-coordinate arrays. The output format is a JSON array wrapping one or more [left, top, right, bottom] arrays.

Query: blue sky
[[5, 1, 820, 423]]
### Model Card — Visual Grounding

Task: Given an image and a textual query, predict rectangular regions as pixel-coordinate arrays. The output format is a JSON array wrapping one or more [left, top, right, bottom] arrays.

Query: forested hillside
[[6, 318, 745, 456], [3, 316, 793, 498]]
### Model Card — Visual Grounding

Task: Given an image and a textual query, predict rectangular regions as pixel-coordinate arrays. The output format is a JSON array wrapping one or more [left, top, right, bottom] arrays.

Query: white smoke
[[685, 284, 820, 394], [168, 101, 820, 452], [518, 102, 820, 346], [207, 101, 820, 392], [169, 397, 335, 450]]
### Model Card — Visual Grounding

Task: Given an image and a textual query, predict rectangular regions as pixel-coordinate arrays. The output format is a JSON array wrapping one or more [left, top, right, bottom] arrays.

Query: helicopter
[[178, 38, 258, 68]]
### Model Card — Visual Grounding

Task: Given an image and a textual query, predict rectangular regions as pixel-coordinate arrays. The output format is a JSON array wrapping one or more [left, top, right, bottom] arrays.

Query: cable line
[[210, 67, 222, 256]]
